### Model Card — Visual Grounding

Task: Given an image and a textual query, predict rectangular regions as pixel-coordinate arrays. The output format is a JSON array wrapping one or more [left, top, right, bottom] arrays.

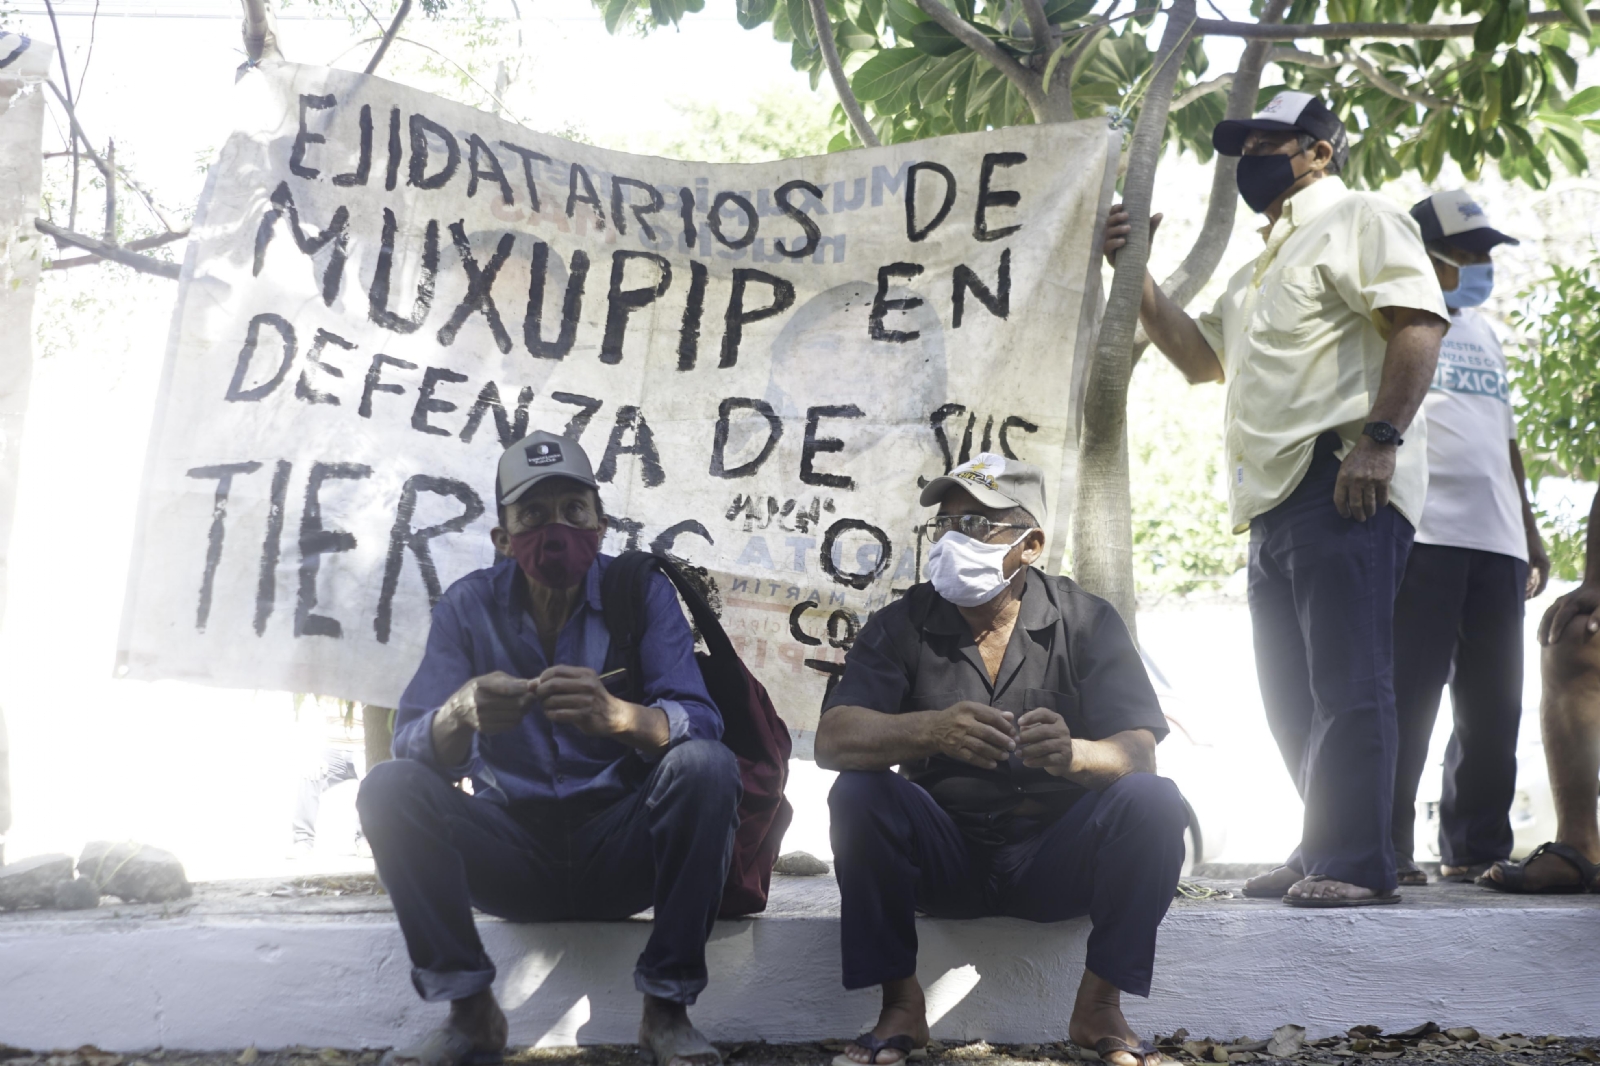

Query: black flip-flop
[[832, 1033, 927, 1066], [1282, 875, 1402, 908], [380, 1028, 504, 1066], [1478, 842, 1600, 894], [1095, 1036, 1164, 1066]]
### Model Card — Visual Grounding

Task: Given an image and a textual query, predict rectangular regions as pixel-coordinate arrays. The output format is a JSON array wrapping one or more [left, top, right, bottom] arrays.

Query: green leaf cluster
[[1509, 259, 1600, 486], [596, 0, 1599, 193]]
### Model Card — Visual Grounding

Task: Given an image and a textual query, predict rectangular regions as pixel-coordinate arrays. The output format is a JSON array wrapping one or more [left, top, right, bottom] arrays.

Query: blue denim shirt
[[392, 553, 722, 806]]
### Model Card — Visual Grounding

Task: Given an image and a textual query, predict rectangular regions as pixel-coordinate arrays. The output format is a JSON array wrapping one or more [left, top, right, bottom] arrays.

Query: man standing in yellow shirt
[[1105, 92, 1449, 906]]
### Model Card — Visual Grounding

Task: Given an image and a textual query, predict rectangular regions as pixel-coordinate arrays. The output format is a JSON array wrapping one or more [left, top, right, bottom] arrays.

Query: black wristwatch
[[1362, 421, 1404, 446]]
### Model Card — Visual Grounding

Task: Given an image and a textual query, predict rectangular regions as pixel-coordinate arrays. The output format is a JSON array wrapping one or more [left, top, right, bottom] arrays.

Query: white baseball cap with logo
[[919, 452, 1049, 527], [496, 431, 598, 507]]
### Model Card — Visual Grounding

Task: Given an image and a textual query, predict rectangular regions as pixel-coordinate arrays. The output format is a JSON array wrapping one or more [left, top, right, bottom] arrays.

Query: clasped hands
[[928, 700, 1076, 777], [433, 667, 668, 762]]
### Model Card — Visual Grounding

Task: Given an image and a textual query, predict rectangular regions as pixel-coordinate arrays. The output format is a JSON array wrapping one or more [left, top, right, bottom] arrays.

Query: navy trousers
[[1248, 433, 1414, 894], [1392, 544, 1528, 866], [828, 770, 1187, 997], [357, 739, 741, 1005]]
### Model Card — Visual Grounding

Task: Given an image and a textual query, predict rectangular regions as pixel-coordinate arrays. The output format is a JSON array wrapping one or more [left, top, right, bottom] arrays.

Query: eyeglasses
[[919, 515, 1033, 543]]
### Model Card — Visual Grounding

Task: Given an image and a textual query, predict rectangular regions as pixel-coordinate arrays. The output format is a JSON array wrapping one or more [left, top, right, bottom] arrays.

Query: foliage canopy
[[598, 0, 1600, 192]]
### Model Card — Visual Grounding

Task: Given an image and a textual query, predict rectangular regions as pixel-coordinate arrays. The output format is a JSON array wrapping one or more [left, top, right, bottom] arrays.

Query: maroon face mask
[[509, 524, 602, 588]]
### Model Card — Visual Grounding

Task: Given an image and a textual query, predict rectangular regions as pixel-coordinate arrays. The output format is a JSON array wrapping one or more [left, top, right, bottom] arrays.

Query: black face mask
[[1236, 150, 1304, 213]]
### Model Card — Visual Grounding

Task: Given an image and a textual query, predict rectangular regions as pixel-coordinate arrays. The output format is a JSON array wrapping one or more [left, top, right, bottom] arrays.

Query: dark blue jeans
[[1393, 544, 1528, 867], [357, 739, 741, 1005], [829, 770, 1187, 997], [1248, 433, 1415, 894]]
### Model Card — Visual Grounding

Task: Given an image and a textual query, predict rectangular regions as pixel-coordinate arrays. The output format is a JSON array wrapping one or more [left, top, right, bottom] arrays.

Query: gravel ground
[[4, 1027, 1598, 1066]]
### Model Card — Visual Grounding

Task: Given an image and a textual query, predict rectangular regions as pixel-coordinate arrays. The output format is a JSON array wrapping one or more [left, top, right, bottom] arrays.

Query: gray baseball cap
[[919, 452, 1048, 526], [496, 431, 597, 506]]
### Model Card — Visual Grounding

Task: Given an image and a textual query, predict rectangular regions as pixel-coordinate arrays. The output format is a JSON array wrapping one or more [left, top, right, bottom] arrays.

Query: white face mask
[[925, 530, 1033, 607]]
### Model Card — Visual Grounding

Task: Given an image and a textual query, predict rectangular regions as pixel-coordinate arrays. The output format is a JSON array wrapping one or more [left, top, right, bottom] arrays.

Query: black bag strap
[[886, 582, 938, 693], [600, 550, 741, 699], [599, 550, 661, 704]]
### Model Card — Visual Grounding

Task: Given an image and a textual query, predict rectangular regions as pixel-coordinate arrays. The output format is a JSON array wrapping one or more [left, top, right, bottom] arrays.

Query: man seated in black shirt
[[816, 454, 1185, 1066]]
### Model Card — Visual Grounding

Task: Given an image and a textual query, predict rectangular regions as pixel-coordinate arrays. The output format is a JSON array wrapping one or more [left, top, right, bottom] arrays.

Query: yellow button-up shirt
[[1197, 177, 1449, 533]]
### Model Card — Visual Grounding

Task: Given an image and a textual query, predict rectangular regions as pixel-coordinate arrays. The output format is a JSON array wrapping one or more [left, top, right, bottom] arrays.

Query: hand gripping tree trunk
[[1072, 0, 1196, 635]]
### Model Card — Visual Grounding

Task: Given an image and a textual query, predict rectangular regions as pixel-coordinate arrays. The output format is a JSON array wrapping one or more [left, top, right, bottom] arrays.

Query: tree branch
[[44, 228, 190, 271], [1341, 48, 1451, 108], [43, 0, 79, 231], [46, 82, 114, 183], [808, 0, 880, 146], [1046, 0, 1126, 116], [239, 0, 284, 66], [1074, 0, 1197, 628], [1020, 0, 1058, 57], [1267, 45, 1340, 68], [365, 0, 411, 75], [36, 220, 181, 279], [1195, 9, 1597, 38], [915, 0, 1047, 117], [1171, 72, 1231, 109], [1130, 0, 1287, 362]]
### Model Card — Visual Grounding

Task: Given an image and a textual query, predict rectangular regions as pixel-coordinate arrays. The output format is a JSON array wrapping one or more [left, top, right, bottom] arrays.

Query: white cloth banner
[[0, 33, 51, 628], [118, 63, 1115, 746]]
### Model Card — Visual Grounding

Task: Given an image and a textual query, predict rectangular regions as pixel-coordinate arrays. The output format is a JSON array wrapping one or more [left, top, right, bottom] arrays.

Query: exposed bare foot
[[1284, 875, 1393, 903], [381, 990, 506, 1066], [639, 994, 720, 1066], [1241, 864, 1302, 898], [842, 976, 930, 1065], [1439, 861, 1492, 882], [1396, 859, 1428, 886], [448, 989, 508, 1052], [1067, 970, 1160, 1066]]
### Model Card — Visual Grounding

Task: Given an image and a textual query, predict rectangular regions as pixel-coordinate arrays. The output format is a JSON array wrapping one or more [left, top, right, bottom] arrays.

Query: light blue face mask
[[1445, 261, 1494, 309]]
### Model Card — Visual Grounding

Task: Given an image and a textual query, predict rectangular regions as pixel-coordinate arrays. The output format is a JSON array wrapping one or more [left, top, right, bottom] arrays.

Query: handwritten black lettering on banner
[[118, 63, 1110, 743]]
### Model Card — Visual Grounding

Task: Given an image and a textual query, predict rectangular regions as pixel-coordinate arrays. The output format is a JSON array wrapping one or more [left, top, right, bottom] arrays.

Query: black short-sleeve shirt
[[821, 567, 1168, 840]]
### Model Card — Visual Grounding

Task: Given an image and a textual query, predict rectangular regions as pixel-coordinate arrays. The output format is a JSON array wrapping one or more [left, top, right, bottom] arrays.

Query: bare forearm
[[1142, 272, 1224, 384], [1058, 730, 1156, 790], [815, 706, 938, 771], [1510, 442, 1542, 542], [1587, 487, 1600, 584], [1371, 311, 1446, 430]]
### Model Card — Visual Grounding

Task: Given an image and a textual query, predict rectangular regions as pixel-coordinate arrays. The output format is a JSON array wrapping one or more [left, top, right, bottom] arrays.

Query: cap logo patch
[[950, 453, 1006, 490], [526, 441, 563, 467], [1255, 90, 1312, 122], [1455, 201, 1485, 219]]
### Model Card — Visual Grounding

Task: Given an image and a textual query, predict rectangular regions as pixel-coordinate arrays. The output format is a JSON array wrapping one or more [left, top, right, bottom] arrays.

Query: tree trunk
[[1071, 0, 1196, 635], [363, 705, 394, 773]]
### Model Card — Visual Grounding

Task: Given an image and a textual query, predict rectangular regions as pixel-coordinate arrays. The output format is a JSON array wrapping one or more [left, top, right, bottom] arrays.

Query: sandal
[[1282, 875, 1401, 908], [1477, 842, 1600, 894], [1095, 1037, 1164, 1066], [380, 1028, 504, 1066], [833, 1033, 927, 1066], [1396, 859, 1428, 886]]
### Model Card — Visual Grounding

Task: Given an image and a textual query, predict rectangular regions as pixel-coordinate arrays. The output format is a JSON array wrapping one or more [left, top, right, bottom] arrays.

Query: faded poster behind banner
[[117, 63, 1115, 748]]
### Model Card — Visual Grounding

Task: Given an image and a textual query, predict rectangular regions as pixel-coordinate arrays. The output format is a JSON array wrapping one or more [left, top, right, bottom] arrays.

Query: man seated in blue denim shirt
[[358, 430, 739, 1066]]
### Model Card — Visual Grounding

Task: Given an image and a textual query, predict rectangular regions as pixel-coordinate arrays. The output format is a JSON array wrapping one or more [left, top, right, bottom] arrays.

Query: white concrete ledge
[[5, 877, 1598, 1051]]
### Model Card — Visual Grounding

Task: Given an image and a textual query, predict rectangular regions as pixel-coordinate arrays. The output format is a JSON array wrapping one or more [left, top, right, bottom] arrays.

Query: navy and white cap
[[1213, 90, 1349, 172], [1409, 190, 1520, 254], [496, 431, 597, 506]]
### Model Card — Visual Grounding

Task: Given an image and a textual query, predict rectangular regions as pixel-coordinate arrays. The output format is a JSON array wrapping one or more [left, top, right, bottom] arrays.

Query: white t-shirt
[[1414, 308, 1527, 560]]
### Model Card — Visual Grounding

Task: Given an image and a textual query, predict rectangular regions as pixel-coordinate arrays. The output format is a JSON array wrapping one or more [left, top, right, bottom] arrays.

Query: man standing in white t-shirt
[[1391, 191, 1550, 884]]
